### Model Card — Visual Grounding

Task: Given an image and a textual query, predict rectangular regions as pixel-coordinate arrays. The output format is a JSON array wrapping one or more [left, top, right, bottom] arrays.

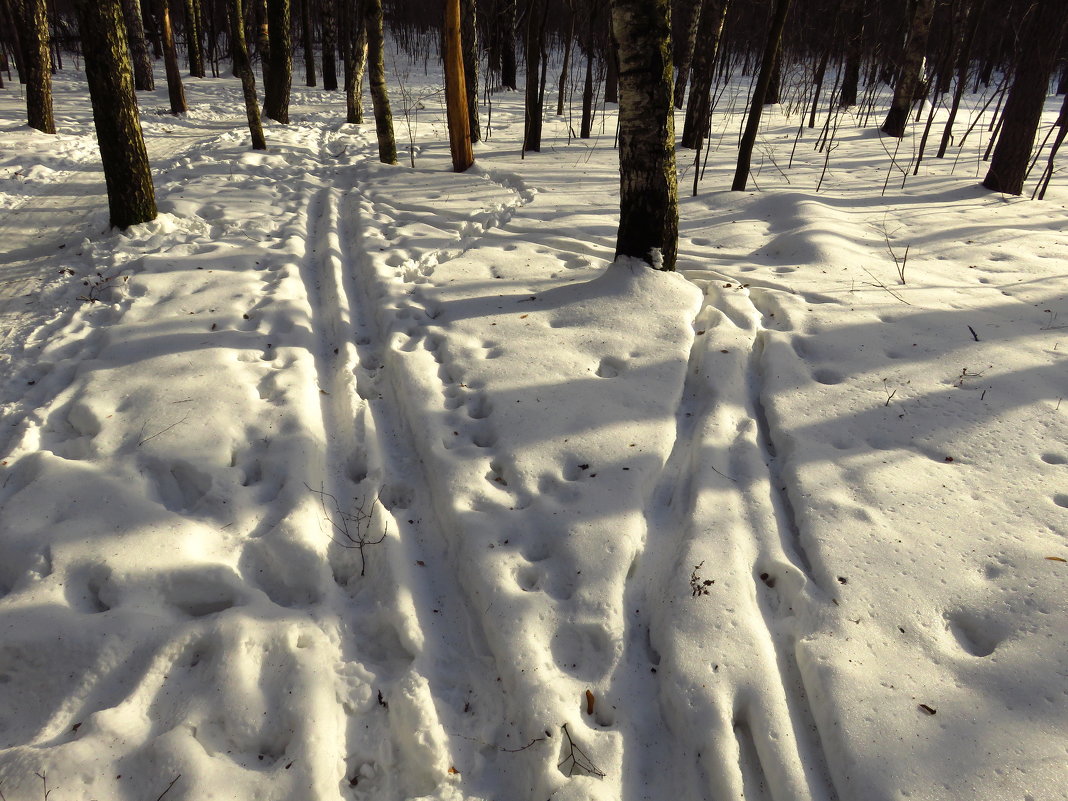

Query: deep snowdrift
[[0, 60, 1066, 801]]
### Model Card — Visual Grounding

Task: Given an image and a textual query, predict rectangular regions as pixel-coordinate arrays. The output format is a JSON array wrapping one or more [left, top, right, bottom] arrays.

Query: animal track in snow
[[550, 622, 615, 681], [811, 368, 844, 385], [595, 357, 624, 378], [945, 608, 1008, 657], [1040, 452, 1066, 465]]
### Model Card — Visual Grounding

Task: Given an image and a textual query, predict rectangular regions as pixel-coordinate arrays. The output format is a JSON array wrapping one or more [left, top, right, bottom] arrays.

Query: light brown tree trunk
[[444, 0, 473, 170], [229, 0, 266, 148], [72, 0, 157, 228], [611, 0, 677, 270], [158, 0, 188, 113], [183, 0, 205, 76]]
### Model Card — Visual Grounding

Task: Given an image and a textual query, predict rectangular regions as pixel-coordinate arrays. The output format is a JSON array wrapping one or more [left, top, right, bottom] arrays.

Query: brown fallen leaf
[[918, 704, 937, 715], [1046, 556, 1067, 562], [585, 689, 595, 716]]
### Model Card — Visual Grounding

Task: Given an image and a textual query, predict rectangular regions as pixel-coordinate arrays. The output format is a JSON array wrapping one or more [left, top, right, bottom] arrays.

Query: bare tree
[[229, 0, 266, 148], [880, 0, 935, 137], [445, 0, 474, 169], [120, 0, 155, 90], [365, 0, 396, 163], [263, 0, 292, 122], [15, 0, 56, 133], [72, 0, 157, 228], [611, 0, 677, 269], [158, 0, 188, 114], [341, 0, 367, 123]]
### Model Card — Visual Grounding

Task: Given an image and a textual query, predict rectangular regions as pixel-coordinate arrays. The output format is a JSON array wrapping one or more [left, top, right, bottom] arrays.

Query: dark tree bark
[[838, 0, 864, 107], [498, 0, 516, 90], [732, 0, 792, 190], [681, 0, 728, 148], [300, 0, 315, 86], [604, 24, 617, 103], [982, 0, 1068, 195], [158, 0, 188, 113], [445, 0, 473, 170], [580, 44, 594, 136], [321, 0, 338, 90], [523, 0, 548, 151], [228, 0, 266, 148], [365, 0, 395, 163], [263, 0, 292, 122], [880, 0, 935, 137], [143, 1, 164, 58], [764, 50, 782, 105], [1, 0, 28, 84], [120, 0, 155, 90], [611, 0, 677, 270], [461, 0, 481, 141], [16, 0, 55, 132], [183, 0, 205, 76], [72, 0, 157, 228], [1035, 90, 1068, 199], [556, 6, 574, 116], [254, 0, 270, 88], [672, 0, 703, 109], [341, 0, 367, 123], [937, 0, 984, 158]]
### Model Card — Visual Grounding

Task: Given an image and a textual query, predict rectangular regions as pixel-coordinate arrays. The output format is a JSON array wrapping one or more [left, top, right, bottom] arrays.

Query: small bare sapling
[[308, 483, 388, 576]]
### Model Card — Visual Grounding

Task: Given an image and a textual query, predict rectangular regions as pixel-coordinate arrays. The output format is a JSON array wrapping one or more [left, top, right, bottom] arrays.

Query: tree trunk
[[937, 0, 984, 158], [580, 45, 594, 137], [263, 0, 291, 122], [143, 1, 164, 58], [445, 0, 473, 170], [2, 0, 28, 84], [461, 0, 481, 142], [120, 0, 155, 90], [672, 0, 702, 109], [732, 0, 792, 190], [72, 0, 157, 228], [604, 24, 617, 103], [300, 0, 315, 85], [321, 0, 338, 90], [16, 0, 55, 133], [556, 7, 573, 116], [764, 49, 782, 105], [254, 0, 270, 89], [1035, 91, 1068, 198], [838, 0, 864, 107], [158, 0, 188, 113], [680, 0, 727, 148], [499, 0, 516, 90], [229, 0, 266, 148], [364, 0, 395, 163], [341, 0, 366, 123], [880, 0, 935, 137], [982, 0, 1068, 195], [611, 0, 677, 270], [183, 0, 205, 76], [523, 0, 547, 151]]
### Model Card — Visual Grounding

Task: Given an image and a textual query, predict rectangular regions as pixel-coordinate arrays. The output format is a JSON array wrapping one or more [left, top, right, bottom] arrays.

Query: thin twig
[[138, 415, 191, 447], [156, 775, 182, 801]]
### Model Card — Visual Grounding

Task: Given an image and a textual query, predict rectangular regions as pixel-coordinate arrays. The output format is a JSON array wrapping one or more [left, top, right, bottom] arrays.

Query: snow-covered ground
[[0, 56, 1066, 801]]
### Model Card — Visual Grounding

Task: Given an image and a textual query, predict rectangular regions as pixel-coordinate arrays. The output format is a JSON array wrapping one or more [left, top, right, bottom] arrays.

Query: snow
[[1, 56, 1066, 801]]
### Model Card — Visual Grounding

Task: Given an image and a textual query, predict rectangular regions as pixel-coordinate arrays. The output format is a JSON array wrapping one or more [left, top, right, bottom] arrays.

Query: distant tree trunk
[[611, 0, 677, 270], [461, 0, 481, 141], [228, 0, 265, 148], [580, 2, 597, 140], [16, 0, 55, 132], [672, 0, 702, 109], [72, 0, 157, 228], [937, 0, 984, 158], [498, 0, 516, 90], [681, 0, 728, 148], [120, 0, 155, 90], [445, 0, 473, 170], [263, 0, 291, 122], [604, 25, 618, 103], [183, 0, 205, 76], [143, 1, 164, 58], [982, 0, 1068, 195], [764, 50, 782, 104], [341, 0, 367, 123], [808, 45, 830, 127], [2, 0, 28, 84], [556, 7, 573, 116], [254, 0, 270, 88], [881, 0, 935, 137], [523, 0, 547, 151], [300, 0, 315, 85], [839, 0, 864, 107], [364, 0, 394, 163], [158, 0, 188, 113], [321, 0, 338, 90], [1035, 91, 1068, 199], [732, 0, 791, 190]]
